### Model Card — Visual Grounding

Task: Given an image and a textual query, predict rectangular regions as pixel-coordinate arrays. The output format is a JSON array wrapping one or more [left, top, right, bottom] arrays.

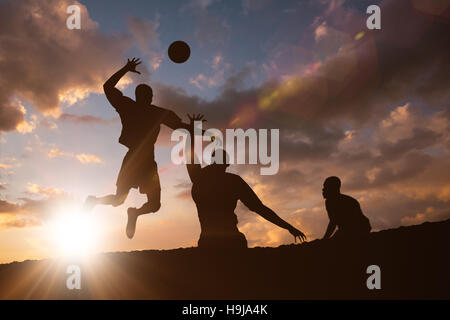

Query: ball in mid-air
[[168, 41, 191, 63]]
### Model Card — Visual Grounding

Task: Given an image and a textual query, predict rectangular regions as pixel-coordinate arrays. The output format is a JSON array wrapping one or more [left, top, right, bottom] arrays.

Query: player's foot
[[126, 207, 139, 239], [83, 195, 97, 212]]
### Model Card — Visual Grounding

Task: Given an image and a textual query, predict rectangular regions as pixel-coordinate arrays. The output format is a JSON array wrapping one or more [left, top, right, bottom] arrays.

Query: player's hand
[[125, 58, 141, 74], [187, 113, 206, 125], [187, 114, 213, 141], [288, 227, 307, 243]]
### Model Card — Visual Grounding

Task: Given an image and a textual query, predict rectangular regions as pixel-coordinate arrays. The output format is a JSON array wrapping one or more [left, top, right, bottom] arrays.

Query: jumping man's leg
[[83, 187, 130, 212], [126, 191, 161, 239], [136, 192, 162, 215], [125, 160, 161, 239]]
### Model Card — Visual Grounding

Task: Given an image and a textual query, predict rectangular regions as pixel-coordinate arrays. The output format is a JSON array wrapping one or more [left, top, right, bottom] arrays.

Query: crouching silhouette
[[322, 176, 371, 240]]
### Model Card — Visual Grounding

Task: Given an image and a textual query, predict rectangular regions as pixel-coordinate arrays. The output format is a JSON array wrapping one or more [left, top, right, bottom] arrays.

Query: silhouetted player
[[84, 58, 190, 239], [322, 176, 371, 240], [185, 114, 306, 249]]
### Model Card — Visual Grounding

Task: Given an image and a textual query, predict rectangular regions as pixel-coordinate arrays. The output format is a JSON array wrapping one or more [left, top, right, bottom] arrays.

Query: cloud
[[189, 74, 208, 90], [260, 0, 450, 126], [147, 0, 450, 244], [0, 199, 39, 229], [0, 0, 132, 132], [26, 183, 63, 197], [14, 103, 38, 134], [0, 101, 25, 133], [314, 21, 328, 41], [1, 0, 449, 246], [47, 148, 67, 159], [242, 0, 272, 15], [183, 3, 231, 47], [47, 148, 103, 164], [1, 182, 81, 229], [400, 206, 450, 226], [0, 157, 20, 174], [186, 0, 217, 11], [127, 15, 162, 71], [75, 153, 102, 164], [59, 113, 118, 125], [127, 15, 160, 53], [189, 54, 231, 89], [0, 199, 20, 214]]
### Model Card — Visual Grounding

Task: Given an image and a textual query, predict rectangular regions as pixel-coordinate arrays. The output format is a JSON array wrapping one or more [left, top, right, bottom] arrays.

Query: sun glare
[[49, 208, 100, 258]]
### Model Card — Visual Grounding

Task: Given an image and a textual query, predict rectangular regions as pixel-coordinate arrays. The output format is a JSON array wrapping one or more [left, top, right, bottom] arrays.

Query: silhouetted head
[[135, 84, 153, 105], [322, 176, 341, 199], [210, 149, 230, 173]]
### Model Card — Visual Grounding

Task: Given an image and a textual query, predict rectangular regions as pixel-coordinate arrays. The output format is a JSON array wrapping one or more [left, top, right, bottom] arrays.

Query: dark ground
[[1, 219, 449, 299]]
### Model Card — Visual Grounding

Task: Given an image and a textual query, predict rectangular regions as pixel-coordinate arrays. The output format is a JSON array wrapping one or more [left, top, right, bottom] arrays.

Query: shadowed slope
[[1, 219, 449, 299]]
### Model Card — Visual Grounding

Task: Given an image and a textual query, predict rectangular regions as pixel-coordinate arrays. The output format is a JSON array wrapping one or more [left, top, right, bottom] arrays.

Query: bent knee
[[150, 201, 161, 212]]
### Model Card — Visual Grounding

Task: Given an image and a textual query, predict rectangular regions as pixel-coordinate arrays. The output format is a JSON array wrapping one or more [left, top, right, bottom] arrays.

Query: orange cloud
[[48, 148, 67, 159], [76, 153, 103, 164], [0, 184, 78, 229], [26, 183, 63, 197], [47, 148, 103, 165], [0, 0, 132, 132]]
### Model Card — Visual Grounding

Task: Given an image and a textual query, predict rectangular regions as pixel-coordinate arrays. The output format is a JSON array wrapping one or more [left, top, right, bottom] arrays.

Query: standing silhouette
[[84, 58, 191, 239], [322, 176, 371, 240], [185, 114, 306, 249]]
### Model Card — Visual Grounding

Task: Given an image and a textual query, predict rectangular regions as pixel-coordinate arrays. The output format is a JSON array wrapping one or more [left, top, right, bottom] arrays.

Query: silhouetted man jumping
[[185, 114, 306, 249], [322, 176, 371, 240], [84, 58, 190, 239]]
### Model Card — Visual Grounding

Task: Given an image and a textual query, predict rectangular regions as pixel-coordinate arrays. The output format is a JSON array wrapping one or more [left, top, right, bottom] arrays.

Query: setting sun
[[49, 208, 100, 257]]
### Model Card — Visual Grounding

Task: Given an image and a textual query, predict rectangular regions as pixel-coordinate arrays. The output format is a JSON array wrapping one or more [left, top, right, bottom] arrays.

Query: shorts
[[116, 149, 161, 195]]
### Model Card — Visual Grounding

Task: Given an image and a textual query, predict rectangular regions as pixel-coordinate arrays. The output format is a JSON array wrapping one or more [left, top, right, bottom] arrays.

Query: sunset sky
[[0, 0, 449, 263]]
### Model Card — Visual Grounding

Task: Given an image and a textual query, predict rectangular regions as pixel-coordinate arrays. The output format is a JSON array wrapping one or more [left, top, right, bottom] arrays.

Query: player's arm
[[168, 119, 191, 131], [323, 200, 336, 239], [161, 109, 211, 136], [161, 111, 194, 132], [185, 114, 204, 183], [238, 177, 306, 243], [103, 58, 141, 106]]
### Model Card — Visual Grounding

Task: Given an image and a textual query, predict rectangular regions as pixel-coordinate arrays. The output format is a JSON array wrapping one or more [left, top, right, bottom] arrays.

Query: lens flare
[[49, 208, 99, 257]]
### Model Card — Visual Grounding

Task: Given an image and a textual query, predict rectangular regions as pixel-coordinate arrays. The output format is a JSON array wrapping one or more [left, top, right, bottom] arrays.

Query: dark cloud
[[150, 0, 449, 159], [0, 198, 41, 229], [0, 199, 20, 214], [378, 128, 441, 160], [0, 184, 77, 229], [0, 0, 131, 131], [0, 100, 24, 133]]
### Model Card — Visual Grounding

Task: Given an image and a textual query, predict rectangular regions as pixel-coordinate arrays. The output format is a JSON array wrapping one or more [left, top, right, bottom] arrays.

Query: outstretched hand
[[125, 57, 142, 74], [187, 113, 206, 125], [288, 227, 307, 243], [187, 113, 214, 141]]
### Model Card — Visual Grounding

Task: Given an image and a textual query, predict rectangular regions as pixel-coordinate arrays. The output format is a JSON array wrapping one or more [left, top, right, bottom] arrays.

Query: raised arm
[[238, 177, 306, 243], [185, 114, 204, 183], [103, 58, 141, 106], [162, 111, 197, 132]]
